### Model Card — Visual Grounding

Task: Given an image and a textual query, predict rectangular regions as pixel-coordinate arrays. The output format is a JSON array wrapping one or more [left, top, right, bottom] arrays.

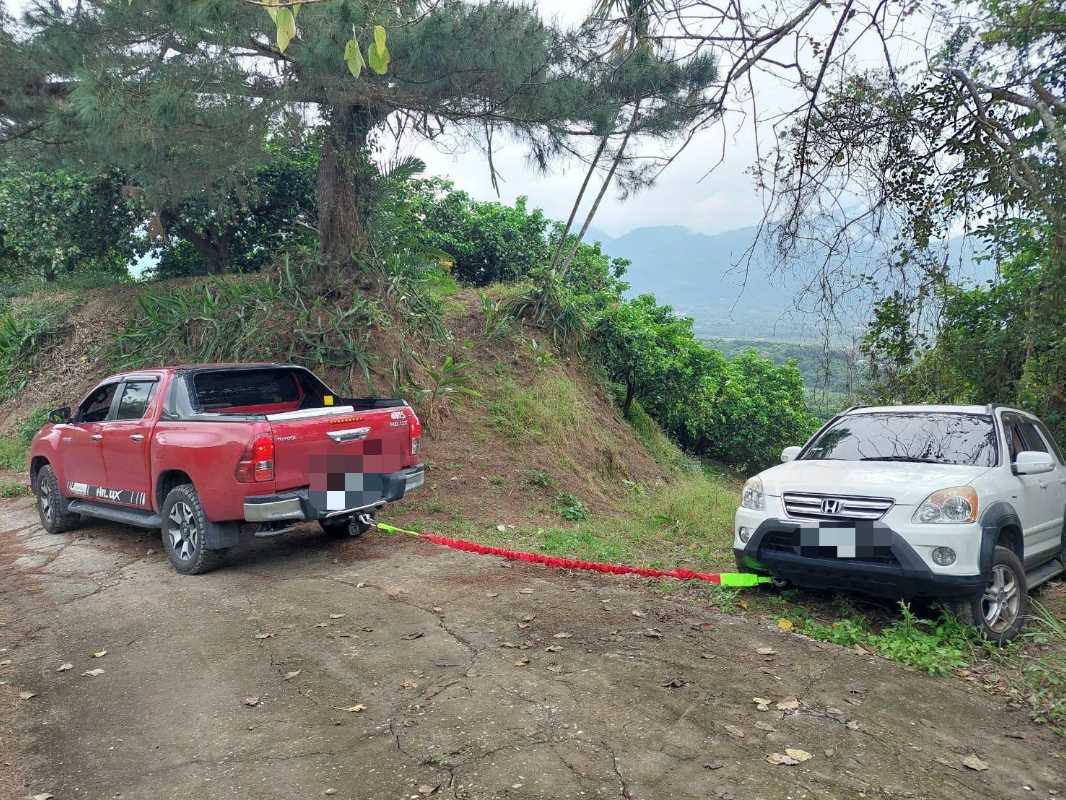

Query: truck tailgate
[[267, 406, 414, 508]]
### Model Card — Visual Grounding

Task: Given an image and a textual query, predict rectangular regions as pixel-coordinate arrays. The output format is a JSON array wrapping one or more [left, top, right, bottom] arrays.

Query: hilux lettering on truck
[[28, 363, 425, 575]]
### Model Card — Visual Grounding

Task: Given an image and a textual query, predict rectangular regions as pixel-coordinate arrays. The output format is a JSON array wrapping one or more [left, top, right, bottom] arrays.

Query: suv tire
[[951, 545, 1028, 645], [319, 514, 373, 538], [161, 484, 228, 575], [33, 464, 81, 534]]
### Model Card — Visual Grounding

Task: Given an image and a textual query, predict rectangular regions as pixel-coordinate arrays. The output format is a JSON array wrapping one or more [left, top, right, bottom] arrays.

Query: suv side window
[[1003, 416, 1026, 461], [1018, 421, 1049, 455], [78, 383, 118, 423], [114, 381, 157, 421], [1034, 419, 1066, 463]]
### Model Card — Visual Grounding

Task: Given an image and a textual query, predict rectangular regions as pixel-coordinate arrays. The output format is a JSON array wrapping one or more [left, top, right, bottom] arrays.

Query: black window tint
[[115, 381, 156, 421], [1035, 420, 1065, 463], [193, 369, 300, 410], [801, 413, 998, 467], [1018, 421, 1049, 454], [79, 384, 117, 423]]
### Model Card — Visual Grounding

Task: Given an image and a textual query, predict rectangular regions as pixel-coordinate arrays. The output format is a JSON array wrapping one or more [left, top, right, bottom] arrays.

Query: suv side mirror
[[1014, 450, 1055, 475], [781, 446, 802, 463], [48, 406, 71, 424]]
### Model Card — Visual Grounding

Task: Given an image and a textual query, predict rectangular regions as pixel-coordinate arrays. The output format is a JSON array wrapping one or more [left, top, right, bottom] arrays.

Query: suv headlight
[[741, 476, 765, 510], [912, 486, 978, 524]]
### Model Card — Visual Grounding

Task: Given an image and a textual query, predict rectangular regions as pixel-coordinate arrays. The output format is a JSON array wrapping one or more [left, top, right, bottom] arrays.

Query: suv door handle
[[91, 433, 103, 441], [1038, 480, 1049, 490], [129, 434, 145, 442]]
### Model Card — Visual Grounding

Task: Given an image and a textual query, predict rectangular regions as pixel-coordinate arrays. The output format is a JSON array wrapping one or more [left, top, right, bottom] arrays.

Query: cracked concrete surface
[[2, 497, 1065, 800]]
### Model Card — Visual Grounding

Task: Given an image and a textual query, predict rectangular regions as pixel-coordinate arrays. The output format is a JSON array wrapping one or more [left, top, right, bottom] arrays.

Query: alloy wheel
[[39, 480, 52, 521], [168, 501, 198, 562], [982, 564, 1021, 633]]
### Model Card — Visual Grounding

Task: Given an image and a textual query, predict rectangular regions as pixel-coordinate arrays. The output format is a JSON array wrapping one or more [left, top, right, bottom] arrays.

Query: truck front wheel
[[950, 545, 1028, 645], [34, 464, 81, 534], [161, 484, 228, 575]]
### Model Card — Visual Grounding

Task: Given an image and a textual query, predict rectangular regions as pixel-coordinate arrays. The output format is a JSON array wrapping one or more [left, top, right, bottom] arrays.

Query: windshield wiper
[[859, 456, 946, 465]]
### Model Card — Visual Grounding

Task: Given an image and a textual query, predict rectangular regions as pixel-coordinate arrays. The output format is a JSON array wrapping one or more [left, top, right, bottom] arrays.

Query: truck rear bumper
[[243, 466, 425, 523]]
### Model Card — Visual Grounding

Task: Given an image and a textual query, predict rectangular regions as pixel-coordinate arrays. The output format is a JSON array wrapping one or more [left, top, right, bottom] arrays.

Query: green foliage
[[525, 468, 557, 490], [0, 163, 140, 284], [0, 299, 74, 401], [407, 355, 481, 426], [489, 375, 581, 443], [789, 602, 976, 676], [0, 408, 50, 472], [554, 491, 590, 521], [0, 481, 30, 498], [1017, 602, 1066, 729]]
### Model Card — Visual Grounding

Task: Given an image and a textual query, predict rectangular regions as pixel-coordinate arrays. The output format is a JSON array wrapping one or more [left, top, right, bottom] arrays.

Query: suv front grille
[[760, 529, 900, 566], [782, 492, 893, 521]]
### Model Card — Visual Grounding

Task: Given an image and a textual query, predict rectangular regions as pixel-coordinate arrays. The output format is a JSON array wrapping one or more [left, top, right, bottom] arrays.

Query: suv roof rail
[[841, 404, 867, 414]]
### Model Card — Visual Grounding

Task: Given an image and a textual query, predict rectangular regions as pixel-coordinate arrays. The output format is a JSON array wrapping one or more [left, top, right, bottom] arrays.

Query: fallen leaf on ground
[[486, 592, 499, 598], [19, 691, 36, 700], [845, 720, 861, 731], [643, 628, 663, 639], [418, 784, 436, 795], [517, 623, 530, 630], [284, 670, 301, 681], [329, 614, 346, 620], [518, 588, 533, 594], [356, 582, 367, 588], [56, 663, 73, 672], [401, 631, 424, 641], [399, 680, 418, 689], [661, 677, 686, 688], [81, 669, 104, 677], [91, 650, 107, 658], [631, 610, 645, 618], [756, 647, 777, 656], [495, 525, 507, 532], [241, 696, 260, 707], [0, 659, 10, 666], [546, 664, 563, 673], [431, 606, 443, 613], [513, 658, 530, 667], [545, 645, 562, 653], [314, 623, 328, 628], [722, 724, 745, 739], [754, 721, 776, 732], [775, 697, 800, 711], [553, 632, 573, 639], [520, 614, 536, 622], [777, 618, 794, 631], [961, 755, 989, 771], [703, 761, 724, 770], [785, 748, 813, 762], [767, 752, 800, 766], [340, 704, 366, 713], [324, 789, 337, 795], [254, 632, 275, 640], [752, 697, 772, 706], [31, 794, 54, 800]]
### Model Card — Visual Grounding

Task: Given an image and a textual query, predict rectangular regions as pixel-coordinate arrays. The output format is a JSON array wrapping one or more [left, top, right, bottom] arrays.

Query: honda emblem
[[820, 498, 841, 515]]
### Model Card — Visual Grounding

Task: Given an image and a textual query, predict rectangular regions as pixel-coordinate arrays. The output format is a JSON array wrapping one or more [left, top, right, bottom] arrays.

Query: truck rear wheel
[[950, 545, 1028, 645], [319, 513, 373, 538], [161, 484, 228, 575], [33, 464, 81, 534]]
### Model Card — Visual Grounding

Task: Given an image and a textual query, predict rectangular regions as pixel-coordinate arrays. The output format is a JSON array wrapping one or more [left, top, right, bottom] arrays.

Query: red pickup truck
[[28, 364, 425, 574]]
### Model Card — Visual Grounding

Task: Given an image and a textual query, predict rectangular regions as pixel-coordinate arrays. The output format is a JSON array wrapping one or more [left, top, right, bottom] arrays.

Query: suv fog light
[[738, 526, 752, 543], [932, 546, 956, 567]]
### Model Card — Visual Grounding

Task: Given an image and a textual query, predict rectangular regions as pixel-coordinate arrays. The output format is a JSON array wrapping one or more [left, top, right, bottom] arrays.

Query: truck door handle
[[328, 427, 371, 442], [1039, 480, 1048, 490], [91, 434, 103, 441], [129, 434, 145, 442]]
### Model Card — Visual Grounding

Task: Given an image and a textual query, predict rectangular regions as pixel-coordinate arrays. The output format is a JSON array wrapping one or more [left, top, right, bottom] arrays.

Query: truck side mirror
[[1013, 450, 1055, 475], [781, 446, 802, 462], [48, 406, 71, 424]]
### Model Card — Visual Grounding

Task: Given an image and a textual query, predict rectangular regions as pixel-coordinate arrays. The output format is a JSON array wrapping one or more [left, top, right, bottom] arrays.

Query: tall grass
[[489, 375, 581, 442], [0, 299, 76, 400]]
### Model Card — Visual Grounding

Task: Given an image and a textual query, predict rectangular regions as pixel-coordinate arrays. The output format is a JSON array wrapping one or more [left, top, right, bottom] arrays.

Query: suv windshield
[[801, 412, 998, 467]]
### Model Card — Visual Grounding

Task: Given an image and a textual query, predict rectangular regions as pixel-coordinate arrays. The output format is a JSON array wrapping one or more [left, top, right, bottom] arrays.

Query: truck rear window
[[193, 369, 302, 411]]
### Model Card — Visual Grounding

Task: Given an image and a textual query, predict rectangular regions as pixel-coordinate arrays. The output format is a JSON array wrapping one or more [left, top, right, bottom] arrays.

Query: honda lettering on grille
[[820, 498, 841, 515]]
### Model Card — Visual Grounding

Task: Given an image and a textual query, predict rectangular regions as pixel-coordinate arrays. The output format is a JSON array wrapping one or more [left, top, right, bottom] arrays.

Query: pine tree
[[1, 0, 717, 277]]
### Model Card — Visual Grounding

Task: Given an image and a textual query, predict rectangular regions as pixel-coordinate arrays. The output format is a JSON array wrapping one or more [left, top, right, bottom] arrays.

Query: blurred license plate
[[800, 526, 857, 558]]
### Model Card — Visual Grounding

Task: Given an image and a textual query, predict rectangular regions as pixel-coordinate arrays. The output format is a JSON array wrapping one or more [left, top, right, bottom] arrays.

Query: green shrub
[[554, 491, 590, 521], [0, 481, 30, 498], [0, 299, 75, 400]]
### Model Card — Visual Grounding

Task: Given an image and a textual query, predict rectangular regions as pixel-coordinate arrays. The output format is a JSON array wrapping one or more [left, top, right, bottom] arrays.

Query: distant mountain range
[[586, 224, 993, 342]]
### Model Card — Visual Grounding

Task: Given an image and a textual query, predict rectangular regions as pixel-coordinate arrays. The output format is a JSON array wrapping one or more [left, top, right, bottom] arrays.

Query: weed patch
[[0, 407, 52, 471], [0, 299, 76, 400], [0, 481, 30, 498], [489, 375, 580, 443], [625, 401, 697, 472]]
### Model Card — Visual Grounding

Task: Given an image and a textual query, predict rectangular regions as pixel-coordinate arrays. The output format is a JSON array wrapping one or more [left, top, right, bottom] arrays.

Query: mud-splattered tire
[[319, 514, 372, 538], [160, 484, 228, 575], [950, 546, 1028, 645], [33, 464, 80, 534]]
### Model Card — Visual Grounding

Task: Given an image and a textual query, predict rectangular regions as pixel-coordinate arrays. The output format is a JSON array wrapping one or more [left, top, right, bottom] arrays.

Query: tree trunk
[[317, 103, 377, 273], [550, 135, 609, 269], [623, 379, 635, 416], [182, 228, 228, 275]]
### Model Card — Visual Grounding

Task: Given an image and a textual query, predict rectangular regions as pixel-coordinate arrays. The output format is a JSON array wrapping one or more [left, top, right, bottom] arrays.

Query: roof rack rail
[[841, 404, 867, 414]]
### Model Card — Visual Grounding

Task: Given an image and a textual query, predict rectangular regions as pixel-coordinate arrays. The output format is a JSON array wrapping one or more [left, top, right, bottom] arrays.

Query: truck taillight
[[405, 407, 423, 455], [236, 434, 275, 483]]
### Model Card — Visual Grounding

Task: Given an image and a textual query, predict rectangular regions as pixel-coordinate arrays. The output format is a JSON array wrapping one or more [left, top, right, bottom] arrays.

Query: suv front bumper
[[244, 466, 425, 524], [735, 518, 985, 600]]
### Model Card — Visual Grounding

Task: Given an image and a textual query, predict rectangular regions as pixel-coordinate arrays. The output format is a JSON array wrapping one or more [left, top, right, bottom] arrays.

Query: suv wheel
[[33, 465, 80, 534], [952, 545, 1028, 645], [319, 513, 373, 538], [161, 484, 227, 575]]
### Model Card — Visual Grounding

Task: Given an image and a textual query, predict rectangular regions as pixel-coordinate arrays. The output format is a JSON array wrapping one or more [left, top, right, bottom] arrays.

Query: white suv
[[734, 404, 1066, 642]]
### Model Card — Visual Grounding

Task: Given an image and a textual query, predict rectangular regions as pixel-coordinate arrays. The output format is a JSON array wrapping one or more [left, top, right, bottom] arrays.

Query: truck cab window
[[115, 381, 157, 421], [78, 383, 118, 423]]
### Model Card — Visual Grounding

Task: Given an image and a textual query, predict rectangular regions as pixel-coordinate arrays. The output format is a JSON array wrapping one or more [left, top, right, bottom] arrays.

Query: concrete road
[[1, 497, 1063, 800]]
